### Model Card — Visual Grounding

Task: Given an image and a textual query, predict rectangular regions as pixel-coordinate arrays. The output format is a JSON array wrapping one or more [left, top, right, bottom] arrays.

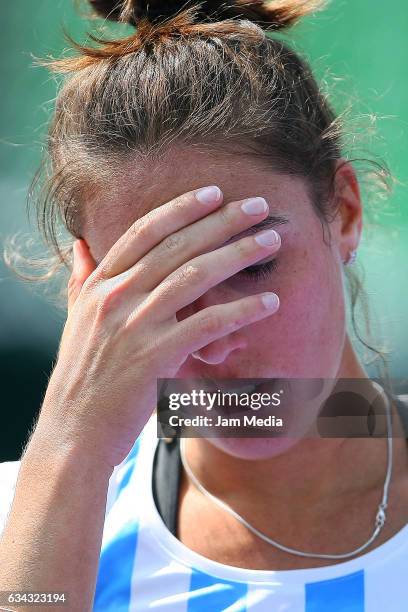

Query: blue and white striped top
[[0, 413, 407, 611]]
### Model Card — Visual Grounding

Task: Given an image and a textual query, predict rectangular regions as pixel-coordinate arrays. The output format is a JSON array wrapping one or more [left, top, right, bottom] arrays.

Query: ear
[[67, 238, 98, 313], [332, 159, 363, 264]]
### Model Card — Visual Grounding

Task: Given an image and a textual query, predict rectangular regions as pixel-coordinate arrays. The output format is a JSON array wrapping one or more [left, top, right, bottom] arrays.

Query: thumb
[[67, 239, 97, 313]]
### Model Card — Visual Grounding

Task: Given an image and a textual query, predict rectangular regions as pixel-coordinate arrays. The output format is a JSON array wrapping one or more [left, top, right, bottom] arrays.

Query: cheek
[[244, 250, 346, 377]]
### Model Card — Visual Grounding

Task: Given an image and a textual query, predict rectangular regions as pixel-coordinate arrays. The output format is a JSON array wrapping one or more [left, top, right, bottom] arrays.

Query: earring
[[343, 249, 357, 266]]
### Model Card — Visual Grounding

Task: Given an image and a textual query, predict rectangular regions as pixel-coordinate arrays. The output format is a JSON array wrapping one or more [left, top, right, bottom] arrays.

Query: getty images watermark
[[156, 377, 408, 438]]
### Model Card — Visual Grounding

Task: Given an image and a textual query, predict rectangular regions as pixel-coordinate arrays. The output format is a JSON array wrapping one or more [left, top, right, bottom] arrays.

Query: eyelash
[[238, 259, 279, 281]]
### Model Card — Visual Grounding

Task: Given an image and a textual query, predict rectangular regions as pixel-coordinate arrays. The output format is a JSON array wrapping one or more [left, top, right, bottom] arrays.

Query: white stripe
[[130, 534, 192, 612], [104, 463, 126, 518], [245, 582, 305, 611], [0, 461, 21, 536]]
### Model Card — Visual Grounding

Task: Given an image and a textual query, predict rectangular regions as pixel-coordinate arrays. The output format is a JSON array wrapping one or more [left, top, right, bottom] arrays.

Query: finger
[[67, 239, 98, 313], [94, 185, 223, 281], [174, 292, 280, 359], [143, 229, 281, 320], [125, 196, 271, 292]]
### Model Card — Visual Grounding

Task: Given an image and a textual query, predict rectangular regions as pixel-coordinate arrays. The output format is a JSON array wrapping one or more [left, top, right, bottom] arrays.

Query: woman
[[0, 0, 407, 610]]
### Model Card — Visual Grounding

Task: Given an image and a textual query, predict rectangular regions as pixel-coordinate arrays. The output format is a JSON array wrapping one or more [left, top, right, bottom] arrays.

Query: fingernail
[[241, 197, 268, 215], [261, 293, 280, 310], [254, 229, 280, 246], [195, 185, 222, 204]]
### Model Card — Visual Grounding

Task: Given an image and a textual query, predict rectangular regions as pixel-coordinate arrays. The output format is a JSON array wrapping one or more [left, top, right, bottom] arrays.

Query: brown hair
[[3, 0, 394, 383]]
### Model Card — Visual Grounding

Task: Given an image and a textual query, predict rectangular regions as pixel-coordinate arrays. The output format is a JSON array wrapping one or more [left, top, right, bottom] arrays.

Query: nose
[[176, 289, 248, 365], [190, 335, 248, 364]]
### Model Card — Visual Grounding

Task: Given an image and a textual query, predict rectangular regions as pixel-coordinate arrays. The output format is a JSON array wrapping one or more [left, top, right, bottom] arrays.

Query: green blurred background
[[0, 1, 407, 460]]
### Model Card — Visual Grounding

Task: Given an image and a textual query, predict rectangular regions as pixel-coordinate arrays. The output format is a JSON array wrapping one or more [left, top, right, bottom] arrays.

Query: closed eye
[[238, 259, 279, 281]]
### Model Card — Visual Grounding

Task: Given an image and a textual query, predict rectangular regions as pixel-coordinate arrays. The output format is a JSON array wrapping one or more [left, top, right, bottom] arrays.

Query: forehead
[[82, 146, 313, 263]]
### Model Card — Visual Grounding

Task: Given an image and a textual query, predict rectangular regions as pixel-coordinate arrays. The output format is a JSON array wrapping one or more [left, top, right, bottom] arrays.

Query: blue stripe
[[93, 518, 139, 611], [127, 435, 142, 462], [305, 569, 364, 612], [187, 568, 248, 611]]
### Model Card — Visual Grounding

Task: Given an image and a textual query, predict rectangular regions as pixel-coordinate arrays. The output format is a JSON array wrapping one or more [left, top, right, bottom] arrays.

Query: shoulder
[[0, 460, 21, 536]]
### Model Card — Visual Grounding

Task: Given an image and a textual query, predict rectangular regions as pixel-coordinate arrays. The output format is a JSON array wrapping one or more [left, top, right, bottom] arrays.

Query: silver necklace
[[179, 383, 393, 560]]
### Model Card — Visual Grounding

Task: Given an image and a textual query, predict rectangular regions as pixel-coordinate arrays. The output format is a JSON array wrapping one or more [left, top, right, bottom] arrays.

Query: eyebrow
[[236, 214, 290, 237], [221, 213, 290, 251], [246, 214, 290, 232]]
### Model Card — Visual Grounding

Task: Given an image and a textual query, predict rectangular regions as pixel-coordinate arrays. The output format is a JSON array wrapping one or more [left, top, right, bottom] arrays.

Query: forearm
[[0, 430, 113, 612]]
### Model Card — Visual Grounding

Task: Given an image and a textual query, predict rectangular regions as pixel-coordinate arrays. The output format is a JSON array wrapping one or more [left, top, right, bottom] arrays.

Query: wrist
[[22, 422, 115, 483]]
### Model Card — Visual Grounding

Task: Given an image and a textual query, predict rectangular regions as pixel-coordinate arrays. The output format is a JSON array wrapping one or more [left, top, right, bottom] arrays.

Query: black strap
[[152, 436, 182, 538], [152, 394, 408, 537]]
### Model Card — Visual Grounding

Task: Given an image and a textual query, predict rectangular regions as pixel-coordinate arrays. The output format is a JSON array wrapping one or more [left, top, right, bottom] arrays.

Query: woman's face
[[84, 147, 362, 458]]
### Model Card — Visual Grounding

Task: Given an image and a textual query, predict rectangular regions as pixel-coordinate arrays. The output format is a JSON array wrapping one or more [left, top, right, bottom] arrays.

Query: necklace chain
[[179, 381, 393, 560]]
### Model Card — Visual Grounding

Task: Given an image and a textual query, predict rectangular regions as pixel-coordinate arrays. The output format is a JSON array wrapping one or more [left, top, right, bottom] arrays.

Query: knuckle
[[177, 264, 207, 285], [81, 272, 99, 294], [93, 281, 123, 319], [131, 216, 155, 243], [171, 195, 186, 211], [233, 237, 250, 257], [94, 296, 114, 321], [197, 312, 222, 335], [132, 261, 149, 278], [90, 256, 113, 282], [162, 232, 184, 253]]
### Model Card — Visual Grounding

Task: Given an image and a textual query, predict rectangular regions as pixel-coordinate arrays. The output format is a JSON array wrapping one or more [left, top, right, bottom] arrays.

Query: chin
[[206, 436, 301, 460]]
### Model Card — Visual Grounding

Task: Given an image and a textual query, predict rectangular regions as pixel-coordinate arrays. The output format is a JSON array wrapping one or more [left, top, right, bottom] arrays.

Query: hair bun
[[88, 0, 326, 29]]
